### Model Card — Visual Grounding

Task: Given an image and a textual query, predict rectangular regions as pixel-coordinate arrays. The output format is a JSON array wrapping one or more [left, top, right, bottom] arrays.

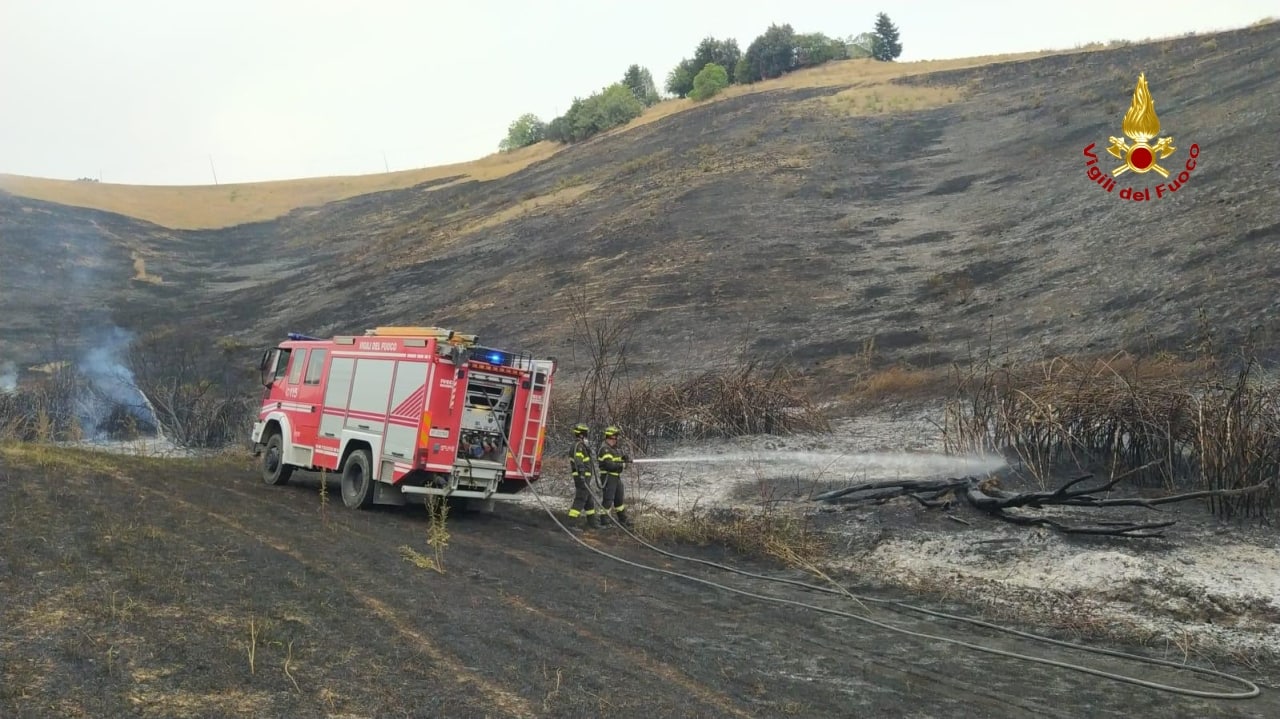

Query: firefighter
[[596, 426, 633, 527], [567, 422, 602, 531]]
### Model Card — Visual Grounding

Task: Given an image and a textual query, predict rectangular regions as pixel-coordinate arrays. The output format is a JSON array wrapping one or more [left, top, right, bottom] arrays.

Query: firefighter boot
[[588, 511, 604, 530], [567, 512, 586, 534], [615, 508, 633, 528]]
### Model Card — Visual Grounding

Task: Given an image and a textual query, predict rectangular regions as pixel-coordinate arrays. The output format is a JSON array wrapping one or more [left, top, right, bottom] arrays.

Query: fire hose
[[500, 430, 1261, 702]]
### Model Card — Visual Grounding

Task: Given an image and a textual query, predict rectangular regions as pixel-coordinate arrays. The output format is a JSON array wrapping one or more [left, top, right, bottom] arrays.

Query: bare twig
[[814, 471, 1271, 538]]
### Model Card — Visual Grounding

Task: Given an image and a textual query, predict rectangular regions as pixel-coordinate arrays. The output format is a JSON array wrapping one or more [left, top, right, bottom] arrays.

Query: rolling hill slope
[[2, 22, 1278, 387]]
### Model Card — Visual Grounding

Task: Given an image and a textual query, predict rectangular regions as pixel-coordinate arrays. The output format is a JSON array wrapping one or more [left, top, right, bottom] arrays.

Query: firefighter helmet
[[603, 426, 620, 438], [572, 423, 590, 436]]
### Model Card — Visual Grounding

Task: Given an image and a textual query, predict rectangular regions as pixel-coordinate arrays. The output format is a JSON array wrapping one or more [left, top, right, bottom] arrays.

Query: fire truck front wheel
[[261, 432, 293, 486], [341, 448, 376, 510]]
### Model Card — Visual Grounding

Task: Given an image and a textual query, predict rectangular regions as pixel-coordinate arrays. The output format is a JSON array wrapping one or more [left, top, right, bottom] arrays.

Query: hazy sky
[[1, 0, 1273, 186]]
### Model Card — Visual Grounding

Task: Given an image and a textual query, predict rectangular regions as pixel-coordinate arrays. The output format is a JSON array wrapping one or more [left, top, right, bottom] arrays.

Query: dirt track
[[1, 447, 1274, 718]]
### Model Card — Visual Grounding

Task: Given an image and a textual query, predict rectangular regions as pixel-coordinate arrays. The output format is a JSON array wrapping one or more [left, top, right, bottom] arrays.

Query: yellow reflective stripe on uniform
[[614, 504, 626, 512], [572, 447, 591, 478], [599, 449, 622, 475], [585, 509, 595, 515], [568, 509, 581, 517]]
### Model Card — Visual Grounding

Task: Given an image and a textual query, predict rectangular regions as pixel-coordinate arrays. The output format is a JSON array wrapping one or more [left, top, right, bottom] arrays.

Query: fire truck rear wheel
[[341, 448, 376, 510], [261, 432, 293, 486]]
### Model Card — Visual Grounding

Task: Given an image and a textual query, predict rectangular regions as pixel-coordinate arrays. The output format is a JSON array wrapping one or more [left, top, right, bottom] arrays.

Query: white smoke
[[75, 324, 161, 439], [0, 361, 16, 393]]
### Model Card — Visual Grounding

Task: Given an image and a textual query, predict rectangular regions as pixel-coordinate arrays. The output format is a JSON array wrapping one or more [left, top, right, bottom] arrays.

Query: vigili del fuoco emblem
[[1083, 72, 1199, 201]]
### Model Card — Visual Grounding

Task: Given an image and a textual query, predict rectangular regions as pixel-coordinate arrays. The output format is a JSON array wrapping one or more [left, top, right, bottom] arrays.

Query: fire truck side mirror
[[259, 349, 277, 387]]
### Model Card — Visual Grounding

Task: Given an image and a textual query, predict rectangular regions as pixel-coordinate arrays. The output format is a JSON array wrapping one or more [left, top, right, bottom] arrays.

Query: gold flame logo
[[1106, 73, 1176, 177]]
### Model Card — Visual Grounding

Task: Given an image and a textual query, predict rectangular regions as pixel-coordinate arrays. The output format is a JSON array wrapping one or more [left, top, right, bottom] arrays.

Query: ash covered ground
[[521, 404, 1280, 666]]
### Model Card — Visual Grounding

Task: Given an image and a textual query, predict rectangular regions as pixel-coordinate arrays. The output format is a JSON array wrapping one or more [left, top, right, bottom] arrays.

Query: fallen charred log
[[812, 471, 1273, 538]]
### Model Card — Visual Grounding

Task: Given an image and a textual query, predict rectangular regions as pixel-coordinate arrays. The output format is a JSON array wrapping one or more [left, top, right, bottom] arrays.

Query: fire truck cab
[[250, 326, 555, 510]]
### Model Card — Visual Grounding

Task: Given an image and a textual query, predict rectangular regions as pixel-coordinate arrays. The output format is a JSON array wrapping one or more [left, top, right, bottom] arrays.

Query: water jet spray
[[631, 450, 1007, 476]]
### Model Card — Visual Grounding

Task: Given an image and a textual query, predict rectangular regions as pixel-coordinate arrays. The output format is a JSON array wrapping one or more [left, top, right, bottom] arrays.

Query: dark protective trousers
[[601, 472, 624, 512], [569, 473, 597, 518]]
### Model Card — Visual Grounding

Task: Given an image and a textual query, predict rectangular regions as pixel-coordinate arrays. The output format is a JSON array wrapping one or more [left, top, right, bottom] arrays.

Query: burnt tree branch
[[813, 472, 1274, 538]]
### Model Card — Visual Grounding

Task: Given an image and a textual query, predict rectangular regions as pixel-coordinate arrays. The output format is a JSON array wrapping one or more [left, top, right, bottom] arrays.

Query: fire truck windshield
[[260, 347, 292, 386]]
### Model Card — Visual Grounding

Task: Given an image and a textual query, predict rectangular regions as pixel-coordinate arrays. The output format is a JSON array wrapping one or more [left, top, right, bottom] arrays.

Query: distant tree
[[846, 32, 876, 59], [553, 83, 645, 143], [623, 64, 661, 106], [665, 58, 698, 98], [733, 56, 751, 86], [738, 43, 761, 84], [556, 98, 587, 142], [738, 23, 797, 84], [666, 36, 742, 98], [498, 113, 546, 152], [793, 32, 844, 68], [590, 83, 645, 132], [545, 114, 569, 143], [871, 13, 903, 61], [688, 63, 729, 101], [692, 37, 742, 84]]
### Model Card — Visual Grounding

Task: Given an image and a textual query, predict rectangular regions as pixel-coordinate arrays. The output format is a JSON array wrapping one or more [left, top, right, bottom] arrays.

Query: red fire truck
[[250, 326, 556, 510]]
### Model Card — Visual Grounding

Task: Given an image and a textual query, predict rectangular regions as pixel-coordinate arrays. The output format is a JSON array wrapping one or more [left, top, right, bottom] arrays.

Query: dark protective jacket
[[597, 441, 630, 477], [570, 438, 595, 480]]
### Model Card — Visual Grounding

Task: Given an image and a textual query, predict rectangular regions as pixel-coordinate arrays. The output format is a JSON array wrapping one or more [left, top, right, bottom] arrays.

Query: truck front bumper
[[249, 420, 266, 454]]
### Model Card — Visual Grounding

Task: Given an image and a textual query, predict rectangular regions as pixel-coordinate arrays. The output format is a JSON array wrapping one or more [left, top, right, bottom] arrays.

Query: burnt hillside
[[3, 22, 1279, 384], [0, 193, 176, 360]]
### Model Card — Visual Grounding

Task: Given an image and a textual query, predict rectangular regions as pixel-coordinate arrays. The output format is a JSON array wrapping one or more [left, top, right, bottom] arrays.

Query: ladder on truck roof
[[514, 359, 554, 478], [363, 326, 478, 347]]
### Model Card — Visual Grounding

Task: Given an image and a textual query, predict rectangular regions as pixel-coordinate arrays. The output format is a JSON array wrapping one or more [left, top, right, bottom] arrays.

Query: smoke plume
[[76, 324, 161, 439], [0, 361, 16, 393]]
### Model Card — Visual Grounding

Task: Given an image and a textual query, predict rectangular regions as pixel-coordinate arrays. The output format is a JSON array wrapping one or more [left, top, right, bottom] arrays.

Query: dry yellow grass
[[370, 181, 598, 268], [124, 686, 275, 717], [131, 253, 163, 284], [460, 182, 596, 236], [810, 83, 967, 116], [0, 440, 121, 475], [609, 49, 1065, 135], [848, 365, 952, 403], [0, 140, 559, 231], [1, 28, 1248, 232]]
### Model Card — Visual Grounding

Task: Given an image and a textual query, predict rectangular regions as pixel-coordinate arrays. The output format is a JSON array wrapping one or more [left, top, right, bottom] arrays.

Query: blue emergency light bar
[[287, 332, 323, 341], [473, 347, 514, 367]]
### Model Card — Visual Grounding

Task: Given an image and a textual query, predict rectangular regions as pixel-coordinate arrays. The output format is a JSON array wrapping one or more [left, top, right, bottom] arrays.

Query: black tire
[[261, 432, 293, 486], [341, 448, 376, 510]]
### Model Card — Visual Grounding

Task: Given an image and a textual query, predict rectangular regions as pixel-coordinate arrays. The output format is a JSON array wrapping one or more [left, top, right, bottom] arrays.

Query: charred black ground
[[2, 23, 1279, 383], [3, 19, 1280, 719], [2, 446, 1274, 718]]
